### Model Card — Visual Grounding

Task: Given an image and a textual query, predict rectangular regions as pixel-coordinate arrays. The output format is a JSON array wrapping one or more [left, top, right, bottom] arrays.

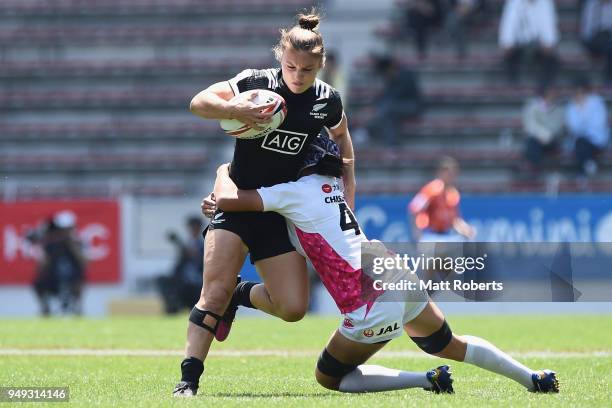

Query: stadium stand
[[0, 0, 608, 199], [351, 0, 612, 194], [0, 1, 305, 199], [0, 0, 308, 16]]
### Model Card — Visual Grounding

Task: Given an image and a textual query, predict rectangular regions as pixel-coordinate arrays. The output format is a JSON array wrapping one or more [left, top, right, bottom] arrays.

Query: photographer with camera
[[157, 216, 204, 313], [29, 211, 86, 316]]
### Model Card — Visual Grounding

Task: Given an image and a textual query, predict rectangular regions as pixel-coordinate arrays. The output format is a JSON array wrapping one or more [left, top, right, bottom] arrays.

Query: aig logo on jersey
[[261, 129, 308, 155]]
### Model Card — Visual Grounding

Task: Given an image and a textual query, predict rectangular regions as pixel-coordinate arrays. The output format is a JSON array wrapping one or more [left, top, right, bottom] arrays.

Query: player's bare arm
[[453, 217, 476, 239], [410, 213, 423, 242], [327, 113, 356, 209], [213, 164, 264, 212], [189, 81, 276, 131]]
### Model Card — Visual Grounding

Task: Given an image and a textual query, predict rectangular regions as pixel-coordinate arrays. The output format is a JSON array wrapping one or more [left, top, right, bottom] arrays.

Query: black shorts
[[207, 210, 295, 264]]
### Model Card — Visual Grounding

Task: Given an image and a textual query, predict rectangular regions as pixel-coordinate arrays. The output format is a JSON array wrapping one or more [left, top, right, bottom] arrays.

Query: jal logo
[[322, 184, 332, 193], [342, 318, 354, 329], [261, 129, 308, 155], [363, 329, 374, 337], [375, 322, 400, 336]]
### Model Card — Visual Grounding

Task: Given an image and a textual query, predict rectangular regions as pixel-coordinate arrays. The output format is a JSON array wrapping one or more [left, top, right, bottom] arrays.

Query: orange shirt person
[[408, 156, 475, 242]]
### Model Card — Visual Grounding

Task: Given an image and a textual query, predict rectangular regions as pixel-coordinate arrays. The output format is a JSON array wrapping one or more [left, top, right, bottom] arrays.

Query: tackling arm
[[452, 217, 476, 240], [327, 114, 356, 210], [408, 185, 433, 242], [213, 164, 264, 212]]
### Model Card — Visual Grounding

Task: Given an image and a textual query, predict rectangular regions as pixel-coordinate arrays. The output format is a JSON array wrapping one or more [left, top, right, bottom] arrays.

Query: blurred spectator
[[157, 216, 204, 313], [407, 157, 476, 294], [357, 55, 422, 146], [319, 51, 348, 106], [408, 156, 476, 242], [445, 0, 488, 59], [30, 211, 86, 316], [580, 0, 612, 83], [405, 0, 445, 59], [565, 76, 610, 176], [522, 84, 564, 172], [499, 0, 559, 86]]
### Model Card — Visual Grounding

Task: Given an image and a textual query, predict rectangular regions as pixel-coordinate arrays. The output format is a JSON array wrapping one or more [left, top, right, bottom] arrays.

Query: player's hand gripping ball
[[220, 90, 287, 139]]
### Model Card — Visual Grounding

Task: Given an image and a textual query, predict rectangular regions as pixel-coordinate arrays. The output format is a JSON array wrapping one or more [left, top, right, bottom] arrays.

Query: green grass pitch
[[0, 314, 610, 407]]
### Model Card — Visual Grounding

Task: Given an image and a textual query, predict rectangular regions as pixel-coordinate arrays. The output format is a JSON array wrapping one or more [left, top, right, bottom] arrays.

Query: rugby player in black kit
[[173, 12, 357, 396]]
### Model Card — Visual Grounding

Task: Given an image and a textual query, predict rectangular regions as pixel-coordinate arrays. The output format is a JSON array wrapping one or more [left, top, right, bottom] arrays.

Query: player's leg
[[251, 251, 309, 321], [175, 227, 247, 396], [315, 298, 448, 394], [404, 300, 558, 392], [223, 251, 308, 323], [186, 228, 247, 358], [315, 330, 436, 393], [215, 251, 308, 343], [222, 212, 309, 325]]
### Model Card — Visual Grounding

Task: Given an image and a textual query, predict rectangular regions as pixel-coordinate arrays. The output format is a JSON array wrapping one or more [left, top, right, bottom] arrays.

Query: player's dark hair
[[273, 9, 326, 65], [301, 154, 344, 179]]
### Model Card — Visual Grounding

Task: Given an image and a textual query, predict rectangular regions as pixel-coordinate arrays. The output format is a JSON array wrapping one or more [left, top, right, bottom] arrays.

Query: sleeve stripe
[[265, 70, 271, 88], [228, 69, 253, 95], [265, 69, 278, 89], [328, 111, 345, 130], [315, 80, 332, 99], [228, 80, 239, 96]]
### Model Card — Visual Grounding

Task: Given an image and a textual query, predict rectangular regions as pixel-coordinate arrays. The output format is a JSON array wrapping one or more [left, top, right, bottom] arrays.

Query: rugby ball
[[220, 89, 287, 139]]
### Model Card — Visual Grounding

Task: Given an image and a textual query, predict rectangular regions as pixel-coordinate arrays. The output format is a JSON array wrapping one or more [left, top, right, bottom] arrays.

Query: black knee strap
[[189, 307, 222, 335], [316, 348, 357, 378], [410, 320, 453, 354]]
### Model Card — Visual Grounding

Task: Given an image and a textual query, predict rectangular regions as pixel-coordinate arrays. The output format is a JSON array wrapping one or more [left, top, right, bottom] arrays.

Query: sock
[[463, 335, 535, 389], [338, 365, 431, 393], [235, 281, 258, 309], [180, 357, 204, 384]]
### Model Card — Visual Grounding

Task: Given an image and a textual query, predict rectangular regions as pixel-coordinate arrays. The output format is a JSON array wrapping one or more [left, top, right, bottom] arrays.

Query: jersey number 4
[[339, 202, 361, 235]]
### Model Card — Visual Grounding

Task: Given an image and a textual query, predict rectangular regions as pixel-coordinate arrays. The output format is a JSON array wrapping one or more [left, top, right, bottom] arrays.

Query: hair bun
[[298, 14, 319, 31]]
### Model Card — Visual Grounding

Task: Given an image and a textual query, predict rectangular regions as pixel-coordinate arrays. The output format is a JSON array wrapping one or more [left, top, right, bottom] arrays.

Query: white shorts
[[338, 291, 429, 344]]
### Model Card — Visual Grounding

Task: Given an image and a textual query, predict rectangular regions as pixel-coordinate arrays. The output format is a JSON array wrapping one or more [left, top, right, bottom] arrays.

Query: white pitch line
[[0, 349, 610, 358]]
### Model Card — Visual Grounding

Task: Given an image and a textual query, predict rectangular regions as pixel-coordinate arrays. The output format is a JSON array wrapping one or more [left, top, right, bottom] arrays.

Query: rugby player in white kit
[[210, 135, 559, 395]]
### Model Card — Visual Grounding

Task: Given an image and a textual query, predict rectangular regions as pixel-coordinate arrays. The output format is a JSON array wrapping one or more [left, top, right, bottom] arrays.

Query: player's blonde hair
[[273, 10, 326, 66]]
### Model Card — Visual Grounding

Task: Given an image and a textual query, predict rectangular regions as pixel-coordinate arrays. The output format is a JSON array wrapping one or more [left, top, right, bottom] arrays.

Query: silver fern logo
[[312, 103, 327, 112], [310, 103, 328, 119]]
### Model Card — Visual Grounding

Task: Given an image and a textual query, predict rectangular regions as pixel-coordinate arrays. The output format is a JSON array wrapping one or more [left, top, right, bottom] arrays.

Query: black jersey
[[226, 68, 344, 190]]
